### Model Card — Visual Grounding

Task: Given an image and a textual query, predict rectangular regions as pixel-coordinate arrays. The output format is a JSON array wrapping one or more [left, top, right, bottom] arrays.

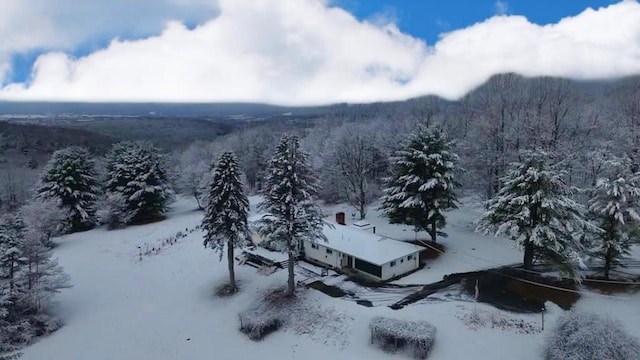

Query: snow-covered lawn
[[17, 197, 640, 360]]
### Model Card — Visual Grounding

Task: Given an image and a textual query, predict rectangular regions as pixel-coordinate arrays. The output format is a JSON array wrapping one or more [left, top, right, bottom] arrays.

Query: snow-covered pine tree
[[379, 125, 461, 243], [257, 135, 325, 297], [477, 150, 593, 277], [202, 152, 249, 292], [105, 141, 173, 225], [588, 158, 640, 279], [36, 146, 99, 232]]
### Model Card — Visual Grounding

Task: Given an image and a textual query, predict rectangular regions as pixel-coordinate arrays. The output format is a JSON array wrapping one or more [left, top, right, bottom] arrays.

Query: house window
[[407, 255, 414, 260], [401, 259, 404, 263], [311, 243, 319, 249], [326, 249, 333, 254], [390, 261, 396, 267]]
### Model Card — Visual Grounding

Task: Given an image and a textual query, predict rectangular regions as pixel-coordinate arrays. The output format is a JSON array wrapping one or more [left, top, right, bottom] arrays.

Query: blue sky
[[0, 0, 637, 104], [339, 0, 619, 44]]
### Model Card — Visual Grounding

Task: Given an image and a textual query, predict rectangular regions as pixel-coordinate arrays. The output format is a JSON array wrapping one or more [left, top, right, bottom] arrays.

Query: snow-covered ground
[[17, 197, 640, 360]]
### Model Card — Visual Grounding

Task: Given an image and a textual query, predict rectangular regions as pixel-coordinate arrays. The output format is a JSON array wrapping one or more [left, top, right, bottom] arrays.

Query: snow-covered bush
[[0, 215, 69, 353], [238, 309, 282, 341], [20, 198, 68, 247], [97, 193, 135, 230], [544, 311, 640, 360], [237, 287, 350, 346], [370, 316, 437, 359]]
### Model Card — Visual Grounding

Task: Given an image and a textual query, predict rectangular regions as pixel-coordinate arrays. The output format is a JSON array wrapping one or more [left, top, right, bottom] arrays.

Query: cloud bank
[[1, 0, 639, 105]]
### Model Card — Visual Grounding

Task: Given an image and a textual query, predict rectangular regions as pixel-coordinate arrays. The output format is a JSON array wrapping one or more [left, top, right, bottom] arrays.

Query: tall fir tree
[[257, 135, 325, 297], [588, 159, 640, 279], [202, 152, 249, 292], [105, 141, 173, 225], [379, 125, 461, 243], [37, 146, 99, 232], [477, 150, 594, 276]]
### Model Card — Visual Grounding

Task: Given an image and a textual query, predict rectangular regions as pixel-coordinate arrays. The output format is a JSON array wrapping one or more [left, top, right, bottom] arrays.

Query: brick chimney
[[335, 212, 346, 225]]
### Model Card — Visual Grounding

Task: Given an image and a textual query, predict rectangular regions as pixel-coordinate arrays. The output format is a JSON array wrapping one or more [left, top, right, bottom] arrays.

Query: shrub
[[370, 316, 437, 359], [544, 311, 640, 360], [97, 193, 135, 230], [238, 309, 282, 341]]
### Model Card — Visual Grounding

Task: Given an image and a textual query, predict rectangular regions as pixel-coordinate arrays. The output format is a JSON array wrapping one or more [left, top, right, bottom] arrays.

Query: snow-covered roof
[[318, 222, 421, 266], [352, 220, 371, 227]]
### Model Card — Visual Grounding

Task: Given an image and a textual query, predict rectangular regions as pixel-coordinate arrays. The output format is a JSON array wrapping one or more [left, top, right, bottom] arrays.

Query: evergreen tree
[[588, 159, 640, 279], [202, 152, 249, 292], [257, 135, 325, 297], [379, 125, 461, 243], [36, 146, 99, 232], [477, 150, 593, 276], [105, 141, 173, 225]]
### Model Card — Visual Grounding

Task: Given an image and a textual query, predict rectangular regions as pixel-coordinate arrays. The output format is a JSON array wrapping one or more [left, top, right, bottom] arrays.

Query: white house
[[302, 223, 422, 281], [248, 214, 422, 281]]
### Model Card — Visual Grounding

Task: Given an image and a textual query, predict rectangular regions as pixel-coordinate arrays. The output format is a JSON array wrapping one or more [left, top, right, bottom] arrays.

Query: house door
[[347, 256, 353, 268]]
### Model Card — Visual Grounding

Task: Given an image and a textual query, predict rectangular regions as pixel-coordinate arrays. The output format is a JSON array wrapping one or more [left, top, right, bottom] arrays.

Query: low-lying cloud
[[1, 0, 639, 105]]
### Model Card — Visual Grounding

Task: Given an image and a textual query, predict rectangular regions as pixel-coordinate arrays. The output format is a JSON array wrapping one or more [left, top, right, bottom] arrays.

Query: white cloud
[[0, 0, 218, 83], [1, 0, 639, 105]]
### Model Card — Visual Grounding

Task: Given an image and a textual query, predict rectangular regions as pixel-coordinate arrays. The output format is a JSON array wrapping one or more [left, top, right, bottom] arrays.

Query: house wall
[[380, 252, 420, 281], [302, 239, 341, 268]]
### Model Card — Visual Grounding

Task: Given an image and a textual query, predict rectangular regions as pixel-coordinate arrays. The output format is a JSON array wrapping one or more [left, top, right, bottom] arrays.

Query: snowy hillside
[[17, 197, 640, 360]]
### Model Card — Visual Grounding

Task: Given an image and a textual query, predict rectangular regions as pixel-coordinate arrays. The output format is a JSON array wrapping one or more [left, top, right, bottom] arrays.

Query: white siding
[[302, 239, 341, 268], [381, 252, 420, 281]]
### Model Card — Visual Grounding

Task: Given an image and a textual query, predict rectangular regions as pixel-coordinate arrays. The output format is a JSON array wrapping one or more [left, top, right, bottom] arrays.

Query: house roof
[[318, 222, 422, 266]]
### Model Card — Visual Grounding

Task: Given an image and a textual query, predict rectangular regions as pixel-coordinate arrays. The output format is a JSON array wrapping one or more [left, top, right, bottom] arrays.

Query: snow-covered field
[[18, 197, 640, 360]]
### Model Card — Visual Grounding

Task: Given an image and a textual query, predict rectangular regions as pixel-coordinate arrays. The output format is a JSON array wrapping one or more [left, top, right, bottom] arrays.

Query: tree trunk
[[287, 247, 295, 297], [194, 193, 203, 211], [523, 241, 535, 269], [429, 220, 437, 243], [227, 243, 236, 290], [9, 257, 15, 297], [604, 246, 613, 280], [359, 182, 366, 220]]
